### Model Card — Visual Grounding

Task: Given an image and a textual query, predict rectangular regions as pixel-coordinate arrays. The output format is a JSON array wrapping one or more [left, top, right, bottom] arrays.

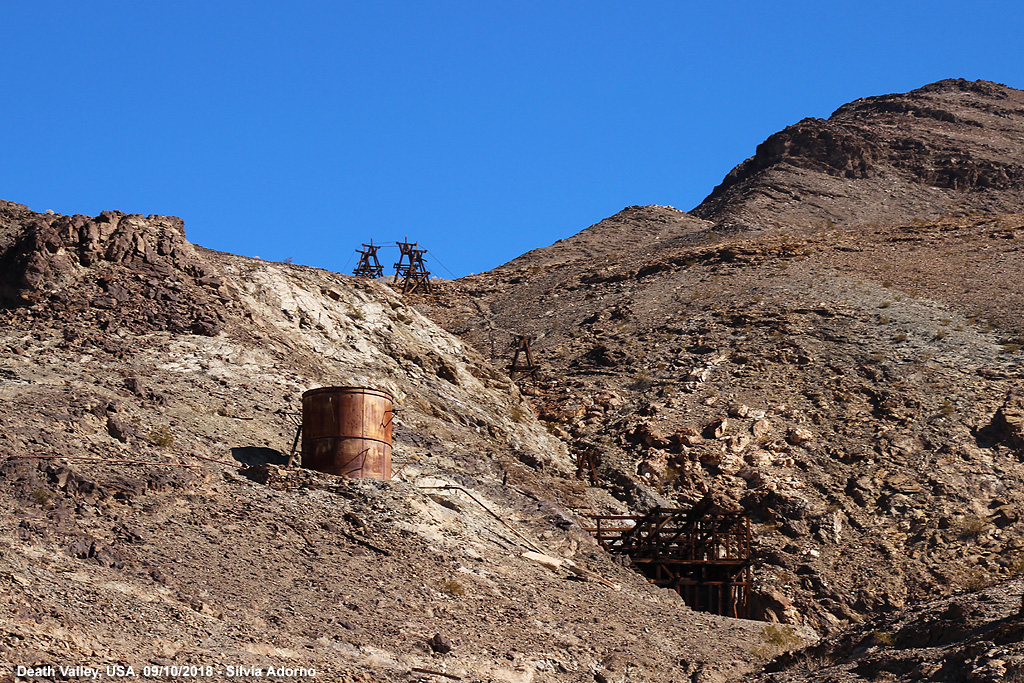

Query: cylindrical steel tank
[[301, 386, 393, 480]]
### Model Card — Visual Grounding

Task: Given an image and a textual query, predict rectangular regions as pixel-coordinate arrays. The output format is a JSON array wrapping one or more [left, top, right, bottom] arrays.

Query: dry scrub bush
[[31, 488, 52, 506], [752, 624, 803, 658], [149, 425, 175, 448], [959, 515, 992, 540]]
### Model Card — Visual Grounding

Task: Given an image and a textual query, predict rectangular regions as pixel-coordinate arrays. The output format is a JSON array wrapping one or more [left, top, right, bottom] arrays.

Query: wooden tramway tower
[[394, 238, 432, 294], [508, 333, 539, 381], [584, 496, 752, 618], [352, 240, 384, 278]]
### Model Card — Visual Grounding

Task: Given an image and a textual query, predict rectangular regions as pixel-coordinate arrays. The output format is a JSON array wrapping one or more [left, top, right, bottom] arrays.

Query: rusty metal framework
[[394, 239, 432, 294], [584, 504, 752, 618], [508, 334, 539, 380], [353, 240, 384, 278]]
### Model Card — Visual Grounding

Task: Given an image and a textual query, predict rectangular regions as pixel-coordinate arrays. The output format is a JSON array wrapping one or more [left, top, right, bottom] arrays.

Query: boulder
[[752, 419, 772, 440], [992, 389, 1024, 451], [788, 427, 815, 445]]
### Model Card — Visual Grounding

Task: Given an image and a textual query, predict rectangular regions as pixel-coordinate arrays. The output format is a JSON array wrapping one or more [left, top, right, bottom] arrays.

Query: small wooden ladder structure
[[584, 498, 752, 618]]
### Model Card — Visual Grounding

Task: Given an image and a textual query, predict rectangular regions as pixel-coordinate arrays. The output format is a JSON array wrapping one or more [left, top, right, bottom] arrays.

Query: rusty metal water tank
[[301, 387, 393, 480]]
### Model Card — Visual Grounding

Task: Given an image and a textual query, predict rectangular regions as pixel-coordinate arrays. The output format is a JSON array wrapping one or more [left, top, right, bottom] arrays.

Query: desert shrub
[[752, 624, 803, 658], [31, 488, 52, 506], [869, 630, 895, 646], [764, 624, 801, 648], [963, 568, 994, 592], [959, 515, 992, 540], [149, 425, 175, 448], [630, 370, 656, 390], [795, 654, 837, 672]]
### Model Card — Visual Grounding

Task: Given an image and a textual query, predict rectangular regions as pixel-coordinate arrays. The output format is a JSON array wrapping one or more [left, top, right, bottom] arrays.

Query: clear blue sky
[[3, 1, 1022, 277]]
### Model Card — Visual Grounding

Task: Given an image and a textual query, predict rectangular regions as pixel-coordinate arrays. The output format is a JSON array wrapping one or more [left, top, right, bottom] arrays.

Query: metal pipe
[[13, 455, 202, 468], [417, 484, 544, 554]]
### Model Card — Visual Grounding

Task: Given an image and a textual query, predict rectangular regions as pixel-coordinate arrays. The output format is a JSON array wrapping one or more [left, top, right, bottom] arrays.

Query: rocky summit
[[4, 78, 1024, 683], [693, 78, 1024, 233]]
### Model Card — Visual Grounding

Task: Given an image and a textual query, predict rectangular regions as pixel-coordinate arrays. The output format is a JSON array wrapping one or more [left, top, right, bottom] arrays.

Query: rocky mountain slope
[[692, 78, 1024, 232], [0, 200, 776, 683], [420, 79, 1024, 680], [5, 77, 1024, 683], [429, 208, 1024, 636], [496, 206, 713, 272], [748, 577, 1024, 682]]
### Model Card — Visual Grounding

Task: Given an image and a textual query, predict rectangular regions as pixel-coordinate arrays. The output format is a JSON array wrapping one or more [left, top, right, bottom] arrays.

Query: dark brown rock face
[[693, 79, 1024, 231], [0, 201, 224, 336]]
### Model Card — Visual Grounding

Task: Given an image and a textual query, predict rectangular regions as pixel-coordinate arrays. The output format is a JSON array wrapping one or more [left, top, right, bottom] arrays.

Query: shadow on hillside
[[231, 446, 288, 466]]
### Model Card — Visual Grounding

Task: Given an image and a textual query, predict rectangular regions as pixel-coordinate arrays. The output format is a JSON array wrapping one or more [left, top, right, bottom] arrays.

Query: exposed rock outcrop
[[0, 201, 224, 336], [693, 78, 1024, 231]]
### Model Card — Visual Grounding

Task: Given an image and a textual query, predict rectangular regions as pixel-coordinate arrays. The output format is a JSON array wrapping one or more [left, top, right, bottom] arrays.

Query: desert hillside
[[421, 80, 1024, 682], [0, 200, 776, 682], [5, 78, 1024, 683]]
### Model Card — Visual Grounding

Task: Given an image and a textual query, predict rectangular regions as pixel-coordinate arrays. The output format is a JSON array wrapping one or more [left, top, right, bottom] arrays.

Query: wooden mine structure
[[352, 240, 384, 278], [508, 333, 539, 381], [575, 447, 599, 486], [394, 239, 432, 294], [584, 501, 752, 618]]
